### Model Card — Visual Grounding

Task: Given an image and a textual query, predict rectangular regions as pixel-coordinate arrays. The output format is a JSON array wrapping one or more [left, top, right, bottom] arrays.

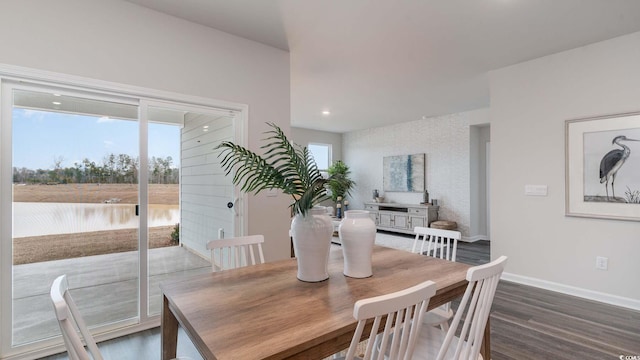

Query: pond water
[[13, 202, 179, 238]]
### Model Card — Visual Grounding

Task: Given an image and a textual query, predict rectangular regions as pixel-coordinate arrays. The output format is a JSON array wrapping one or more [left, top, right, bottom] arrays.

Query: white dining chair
[[413, 256, 508, 360], [51, 275, 195, 360], [342, 280, 437, 360], [411, 226, 461, 262], [206, 235, 265, 271], [411, 226, 462, 331], [50, 274, 104, 360]]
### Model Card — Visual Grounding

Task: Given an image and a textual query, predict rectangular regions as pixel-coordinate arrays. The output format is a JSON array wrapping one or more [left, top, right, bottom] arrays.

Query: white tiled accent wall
[[343, 111, 475, 236]]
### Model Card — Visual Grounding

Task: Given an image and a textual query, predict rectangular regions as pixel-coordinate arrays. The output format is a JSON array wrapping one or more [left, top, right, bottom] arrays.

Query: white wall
[[291, 127, 343, 162], [0, 0, 292, 261], [343, 109, 489, 238], [490, 31, 640, 306]]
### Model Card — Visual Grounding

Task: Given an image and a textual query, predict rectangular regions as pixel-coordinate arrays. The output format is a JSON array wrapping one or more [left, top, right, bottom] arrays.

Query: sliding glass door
[[0, 80, 244, 357], [9, 86, 141, 346]]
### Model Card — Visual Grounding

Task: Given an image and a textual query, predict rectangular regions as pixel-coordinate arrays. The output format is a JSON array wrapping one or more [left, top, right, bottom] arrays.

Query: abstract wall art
[[383, 153, 425, 192]]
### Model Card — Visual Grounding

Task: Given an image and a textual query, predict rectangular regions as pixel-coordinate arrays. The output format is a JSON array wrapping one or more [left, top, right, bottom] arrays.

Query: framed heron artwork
[[565, 111, 640, 221]]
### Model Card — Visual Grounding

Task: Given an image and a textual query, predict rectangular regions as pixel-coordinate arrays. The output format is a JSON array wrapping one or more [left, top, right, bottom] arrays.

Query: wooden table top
[[161, 245, 471, 360]]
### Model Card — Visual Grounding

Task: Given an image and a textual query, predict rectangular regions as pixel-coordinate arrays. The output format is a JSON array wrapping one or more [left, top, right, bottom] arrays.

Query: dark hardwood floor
[[454, 239, 491, 265], [40, 239, 640, 359], [491, 282, 640, 359], [453, 240, 640, 360]]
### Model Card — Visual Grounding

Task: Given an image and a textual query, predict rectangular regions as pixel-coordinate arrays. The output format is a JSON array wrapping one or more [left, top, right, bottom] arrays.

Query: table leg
[[481, 316, 491, 359], [162, 295, 178, 360]]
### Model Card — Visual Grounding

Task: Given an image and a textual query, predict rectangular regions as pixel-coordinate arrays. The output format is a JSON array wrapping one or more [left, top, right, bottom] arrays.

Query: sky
[[12, 109, 180, 170]]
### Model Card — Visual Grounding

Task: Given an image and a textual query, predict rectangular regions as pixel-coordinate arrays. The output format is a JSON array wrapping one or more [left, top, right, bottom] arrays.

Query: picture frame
[[565, 111, 640, 221], [383, 153, 425, 192]]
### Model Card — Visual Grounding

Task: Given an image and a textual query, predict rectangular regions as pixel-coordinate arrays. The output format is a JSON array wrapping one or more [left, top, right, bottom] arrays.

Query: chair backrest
[[436, 256, 508, 360], [412, 226, 461, 261], [50, 275, 103, 360], [345, 281, 437, 360], [206, 235, 265, 271]]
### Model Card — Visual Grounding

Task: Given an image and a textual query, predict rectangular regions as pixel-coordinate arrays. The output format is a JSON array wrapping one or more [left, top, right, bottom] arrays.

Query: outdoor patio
[[12, 246, 211, 346]]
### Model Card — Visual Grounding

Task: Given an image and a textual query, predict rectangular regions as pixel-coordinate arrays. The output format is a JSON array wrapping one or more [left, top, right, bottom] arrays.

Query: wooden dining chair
[[342, 280, 437, 360], [50, 274, 103, 360], [206, 235, 265, 271], [411, 226, 462, 331], [413, 256, 508, 360]]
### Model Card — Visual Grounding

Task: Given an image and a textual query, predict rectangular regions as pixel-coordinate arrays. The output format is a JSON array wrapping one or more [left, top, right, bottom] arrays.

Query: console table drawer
[[364, 202, 439, 235]]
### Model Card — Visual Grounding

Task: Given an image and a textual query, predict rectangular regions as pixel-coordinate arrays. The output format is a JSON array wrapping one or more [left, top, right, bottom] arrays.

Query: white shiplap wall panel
[[181, 194, 233, 209], [181, 163, 227, 176], [181, 184, 229, 197], [181, 154, 209, 168], [182, 136, 231, 158], [180, 113, 234, 257], [182, 204, 232, 222], [181, 174, 228, 185], [182, 115, 231, 138]]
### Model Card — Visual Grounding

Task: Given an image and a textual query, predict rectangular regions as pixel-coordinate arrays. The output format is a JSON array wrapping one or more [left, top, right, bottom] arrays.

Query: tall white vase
[[339, 210, 376, 278], [290, 207, 334, 282]]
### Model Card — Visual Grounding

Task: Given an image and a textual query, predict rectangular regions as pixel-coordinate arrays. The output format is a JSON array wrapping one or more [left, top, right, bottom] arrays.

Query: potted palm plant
[[327, 160, 355, 216], [216, 122, 345, 282]]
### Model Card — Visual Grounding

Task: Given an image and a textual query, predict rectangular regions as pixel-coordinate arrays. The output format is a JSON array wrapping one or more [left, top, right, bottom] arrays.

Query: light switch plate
[[525, 185, 548, 196]]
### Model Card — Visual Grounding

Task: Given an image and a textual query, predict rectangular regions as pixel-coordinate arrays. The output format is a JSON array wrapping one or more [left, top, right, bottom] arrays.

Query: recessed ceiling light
[[53, 93, 61, 97], [322, 110, 331, 116], [52, 101, 61, 105]]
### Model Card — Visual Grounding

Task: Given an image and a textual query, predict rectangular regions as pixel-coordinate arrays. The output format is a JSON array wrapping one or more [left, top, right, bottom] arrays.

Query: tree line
[[13, 154, 179, 185]]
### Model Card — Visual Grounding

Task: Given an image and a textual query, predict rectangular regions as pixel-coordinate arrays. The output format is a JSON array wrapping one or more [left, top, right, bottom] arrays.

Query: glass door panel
[[11, 88, 139, 345], [146, 106, 234, 316]]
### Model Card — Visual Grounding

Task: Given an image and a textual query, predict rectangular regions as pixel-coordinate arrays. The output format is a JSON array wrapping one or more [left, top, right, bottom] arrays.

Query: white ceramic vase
[[339, 210, 376, 278], [290, 206, 334, 282]]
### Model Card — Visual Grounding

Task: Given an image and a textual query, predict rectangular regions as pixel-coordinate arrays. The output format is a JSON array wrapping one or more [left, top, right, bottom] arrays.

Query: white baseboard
[[501, 272, 640, 312], [461, 235, 489, 242]]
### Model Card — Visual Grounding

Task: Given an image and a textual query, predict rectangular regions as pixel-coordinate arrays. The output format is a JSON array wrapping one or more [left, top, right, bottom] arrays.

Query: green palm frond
[[327, 160, 356, 202], [215, 122, 331, 216]]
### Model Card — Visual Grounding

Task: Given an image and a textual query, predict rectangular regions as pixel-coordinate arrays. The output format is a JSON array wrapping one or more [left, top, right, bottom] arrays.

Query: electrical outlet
[[596, 256, 608, 270]]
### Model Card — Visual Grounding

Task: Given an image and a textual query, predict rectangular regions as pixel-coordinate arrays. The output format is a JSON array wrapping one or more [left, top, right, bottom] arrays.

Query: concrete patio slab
[[11, 246, 210, 346]]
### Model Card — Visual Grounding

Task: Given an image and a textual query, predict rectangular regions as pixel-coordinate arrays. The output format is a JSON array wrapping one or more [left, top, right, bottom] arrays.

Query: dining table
[[161, 245, 487, 360]]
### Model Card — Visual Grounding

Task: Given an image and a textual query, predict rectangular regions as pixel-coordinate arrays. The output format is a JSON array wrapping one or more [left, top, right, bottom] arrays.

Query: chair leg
[[440, 321, 450, 331]]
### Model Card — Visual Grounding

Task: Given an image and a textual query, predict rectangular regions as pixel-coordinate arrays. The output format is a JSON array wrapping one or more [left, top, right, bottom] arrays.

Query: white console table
[[364, 202, 439, 235]]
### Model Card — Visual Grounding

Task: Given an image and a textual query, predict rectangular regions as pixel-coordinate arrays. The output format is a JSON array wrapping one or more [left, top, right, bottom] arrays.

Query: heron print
[[584, 128, 640, 203]]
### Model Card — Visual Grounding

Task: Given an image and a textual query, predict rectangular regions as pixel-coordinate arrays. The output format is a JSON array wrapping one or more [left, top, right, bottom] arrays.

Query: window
[[308, 143, 331, 170]]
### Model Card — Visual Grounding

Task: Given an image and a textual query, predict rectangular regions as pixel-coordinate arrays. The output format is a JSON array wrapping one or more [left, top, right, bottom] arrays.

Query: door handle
[[228, 197, 239, 216], [135, 204, 139, 216]]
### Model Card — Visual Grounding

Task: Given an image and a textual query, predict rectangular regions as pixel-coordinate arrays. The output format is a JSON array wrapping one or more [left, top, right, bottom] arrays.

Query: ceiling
[[125, 0, 640, 133]]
